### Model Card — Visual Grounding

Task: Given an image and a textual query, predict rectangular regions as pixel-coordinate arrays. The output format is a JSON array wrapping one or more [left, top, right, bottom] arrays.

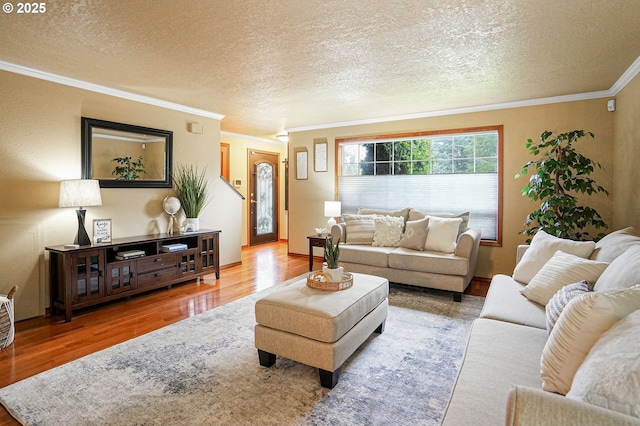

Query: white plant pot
[[183, 217, 200, 232], [322, 265, 344, 282]]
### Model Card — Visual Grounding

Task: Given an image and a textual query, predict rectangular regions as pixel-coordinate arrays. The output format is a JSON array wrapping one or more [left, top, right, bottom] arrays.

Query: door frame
[[247, 149, 280, 246]]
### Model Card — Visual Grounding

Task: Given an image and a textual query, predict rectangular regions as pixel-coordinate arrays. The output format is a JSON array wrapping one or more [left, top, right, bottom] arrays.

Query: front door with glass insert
[[249, 150, 279, 246]]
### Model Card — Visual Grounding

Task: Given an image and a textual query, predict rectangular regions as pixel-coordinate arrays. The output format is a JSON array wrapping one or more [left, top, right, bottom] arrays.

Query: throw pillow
[[520, 251, 608, 306], [589, 227, 640, 262], [372, 215, 405, 247], [398, 217, 429, 251], [424, 216, 462, 253], [512, 230, 596, 284], [566, 309, 640, 418], [408, 209, 470, 235], [594, 244, 640, 292], [545, 280, 592, 334], [358, 207, 410, 225], [342, 214, 377, 244], [540, 285, 640, 395]]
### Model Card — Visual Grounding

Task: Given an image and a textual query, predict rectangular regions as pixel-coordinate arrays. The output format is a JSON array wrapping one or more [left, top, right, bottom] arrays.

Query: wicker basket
[[306, 271, 353, 291], [0, 285, 17, 350]]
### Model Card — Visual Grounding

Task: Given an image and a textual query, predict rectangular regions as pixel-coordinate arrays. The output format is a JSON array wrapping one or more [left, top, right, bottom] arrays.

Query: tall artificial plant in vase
[[516, 129, 609, 242], [173, 164, 210, 231], [323, 236, 343, 282]]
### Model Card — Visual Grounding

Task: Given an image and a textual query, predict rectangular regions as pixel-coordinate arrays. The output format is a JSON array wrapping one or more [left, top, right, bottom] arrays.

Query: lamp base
[[327, 217, 337, 230], [75, 208, 91, 246]]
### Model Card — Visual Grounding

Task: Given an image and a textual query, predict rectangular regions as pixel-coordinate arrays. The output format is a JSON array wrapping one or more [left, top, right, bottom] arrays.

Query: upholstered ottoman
[[254, 272, 389, 388]]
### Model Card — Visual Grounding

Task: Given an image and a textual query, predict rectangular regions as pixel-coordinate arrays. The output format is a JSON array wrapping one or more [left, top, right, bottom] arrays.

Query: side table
[[307, 235, 327, 271]]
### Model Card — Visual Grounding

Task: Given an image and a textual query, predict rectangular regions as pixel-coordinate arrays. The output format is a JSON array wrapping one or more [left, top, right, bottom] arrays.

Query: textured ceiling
[[2, 0, 640, 141]]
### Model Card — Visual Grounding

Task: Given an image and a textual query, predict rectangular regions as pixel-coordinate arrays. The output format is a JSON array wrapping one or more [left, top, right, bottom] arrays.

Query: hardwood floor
[[0, 241, 487, 424]]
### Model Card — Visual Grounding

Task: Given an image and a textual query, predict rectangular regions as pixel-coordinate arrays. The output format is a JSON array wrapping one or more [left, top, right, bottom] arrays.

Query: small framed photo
[[93, 219, 112, 243], [295, 148, 308, 180], [314, 139, 327, 172]]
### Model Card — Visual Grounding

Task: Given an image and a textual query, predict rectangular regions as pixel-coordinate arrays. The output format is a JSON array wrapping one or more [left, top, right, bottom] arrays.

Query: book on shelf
[[115, 250, 146, 260], [161, 243, 189, 253]]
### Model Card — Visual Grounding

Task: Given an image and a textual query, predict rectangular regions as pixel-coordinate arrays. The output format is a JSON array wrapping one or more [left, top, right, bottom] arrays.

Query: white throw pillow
[[424, 216, 462, 253], [342, 214, 377, 244], [372, 215, 405, 247], [545, 281, 591, 334], [540, 286, 640, 395], [408, 209, 470, 235], [520, 251, 608, 306], [589, 227, 640, 262], [398, 218, 429, 251], [512, 230, 596, 284], [567, 309, 640, 418], [594, 244, 640, 292]]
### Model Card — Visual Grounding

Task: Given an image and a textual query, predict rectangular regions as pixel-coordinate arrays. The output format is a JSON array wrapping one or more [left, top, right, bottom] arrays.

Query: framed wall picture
[[295, 148, 308, 180], [93, 219, 112, 243], [314, 139, 327, 172]]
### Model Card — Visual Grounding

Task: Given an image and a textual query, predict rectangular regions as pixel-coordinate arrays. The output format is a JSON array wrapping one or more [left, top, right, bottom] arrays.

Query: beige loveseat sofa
[[442, 228, 640, 425], [331, 207, 481, 302]]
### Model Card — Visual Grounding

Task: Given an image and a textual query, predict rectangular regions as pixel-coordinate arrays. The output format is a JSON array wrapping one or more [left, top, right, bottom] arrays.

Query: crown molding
[[220, 131, 286, 145], [610, 55, 640, 95], [0, 60, 225, 120]]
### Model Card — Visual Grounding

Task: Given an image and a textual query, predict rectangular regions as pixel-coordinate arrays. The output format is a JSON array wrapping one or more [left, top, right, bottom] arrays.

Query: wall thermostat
[[607, 99, 616, 112]]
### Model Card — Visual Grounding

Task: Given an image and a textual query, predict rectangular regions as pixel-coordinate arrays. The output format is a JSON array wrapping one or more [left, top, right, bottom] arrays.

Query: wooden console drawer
[[137, 253, 178, 274], [137, 267, 178, 287]]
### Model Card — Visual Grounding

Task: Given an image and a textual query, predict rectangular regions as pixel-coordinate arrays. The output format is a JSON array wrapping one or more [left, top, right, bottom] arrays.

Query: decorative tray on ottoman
[[306, 271, 353, 291]]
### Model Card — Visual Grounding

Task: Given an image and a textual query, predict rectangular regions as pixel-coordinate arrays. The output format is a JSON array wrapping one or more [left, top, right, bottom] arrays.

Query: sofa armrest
[[330, 223, 347, 243], [506, 386, 640, 426], [516, 245, 530, 265], [454, 228, 481, 259]]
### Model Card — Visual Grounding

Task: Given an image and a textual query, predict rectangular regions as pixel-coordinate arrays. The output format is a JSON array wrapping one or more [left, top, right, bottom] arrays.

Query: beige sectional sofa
[[330, 207, 481, 301], [442, 228, 640, 426]]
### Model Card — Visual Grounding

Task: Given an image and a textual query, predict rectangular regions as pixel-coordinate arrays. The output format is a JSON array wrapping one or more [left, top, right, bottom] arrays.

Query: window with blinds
[[337, 126, 502, 243]]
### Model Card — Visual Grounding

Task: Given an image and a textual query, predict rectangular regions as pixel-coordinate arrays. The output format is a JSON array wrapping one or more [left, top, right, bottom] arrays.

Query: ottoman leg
[[257, 349, 276, 367], [319, 368, 340, 389], [375, 320, 386, 334]]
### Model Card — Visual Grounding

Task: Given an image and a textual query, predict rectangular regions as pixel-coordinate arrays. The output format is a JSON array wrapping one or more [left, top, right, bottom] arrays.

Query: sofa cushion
[[546, 280, 592, 334], [388, 247, 468, 276], [520, 251, 608, 306], [398, 217, 429, 251], [441, 318, 547, 426], [372, 215, 404, 247], [590, 227, 640, 262], [512, 230, 596, 284], [338, 244, 395, 268], [567, 309, 640, 418], [342, 214, 377, 244], [358, 207, 410, 224], [408, 209, 469, 235], [424, 216, 462, 253], [479, 274, 547, 329], [594, 245, 640, 292], [541, 286, 640, 395]]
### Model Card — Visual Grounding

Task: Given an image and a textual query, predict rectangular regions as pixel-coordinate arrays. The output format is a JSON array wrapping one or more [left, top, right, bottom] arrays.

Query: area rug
[[0, 276, 484, 425]]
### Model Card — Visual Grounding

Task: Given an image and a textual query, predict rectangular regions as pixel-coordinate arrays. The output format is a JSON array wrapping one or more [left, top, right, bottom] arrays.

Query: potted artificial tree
[[516, 129, 609, 242], [112, 156, 145, 180], [173, 164, 209, 232], [323, 236, 343, 282]]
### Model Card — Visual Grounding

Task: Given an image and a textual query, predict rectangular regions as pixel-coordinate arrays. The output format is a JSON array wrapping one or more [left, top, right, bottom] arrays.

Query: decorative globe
[[163, 196, 181, 215]]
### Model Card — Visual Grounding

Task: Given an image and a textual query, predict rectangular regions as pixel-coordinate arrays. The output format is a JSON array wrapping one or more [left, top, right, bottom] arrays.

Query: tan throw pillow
[[512, 230, 596, 284], [540, 286, 640, 395], [408, 209, 470, 235], [566, 309, 640, 418], [589, 227, 640, 262], [342, 214, 377, 244], [398, 217, 429, 251], [545, 281, 592, 334], [520, 251, 609, 306], [372, 215, 405, 247], [594, 244, 640, 292], [424, 216, 462, 253]]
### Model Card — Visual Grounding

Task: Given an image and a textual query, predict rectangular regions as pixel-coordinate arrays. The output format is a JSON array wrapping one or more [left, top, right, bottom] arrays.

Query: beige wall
[[288, 98, 615, 279], [613, 72, 640, 229], [0, 71, 242, 320], [221, 134, 289, 246]]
